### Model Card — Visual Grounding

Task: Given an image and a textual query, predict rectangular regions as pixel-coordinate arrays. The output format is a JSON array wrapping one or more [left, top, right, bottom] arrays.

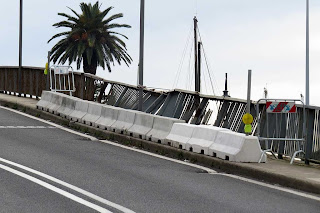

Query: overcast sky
[[1, 0, 320, 105]]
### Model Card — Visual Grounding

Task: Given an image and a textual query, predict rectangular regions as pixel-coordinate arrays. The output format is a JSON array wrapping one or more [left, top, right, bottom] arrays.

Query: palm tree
[[48, 1, 132, 75]]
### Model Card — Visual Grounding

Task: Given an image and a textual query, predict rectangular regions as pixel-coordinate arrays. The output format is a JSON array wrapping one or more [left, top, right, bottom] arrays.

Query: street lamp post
[[138, 0, 145, 111], [306, 0, 310, 105], [18, 0, 23, 96]]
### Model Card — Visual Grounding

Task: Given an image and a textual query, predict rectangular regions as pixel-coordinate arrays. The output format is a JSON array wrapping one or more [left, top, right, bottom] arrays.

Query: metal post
[[197, 42, 201, 92], [247, 70, 252, 114], [18, 0, 23, 96], [306, 0, 310, 105], [46, 51, 50, 90], [223, 73, 230, 97], [138, 0, 145, 111], [194, 17, 198, 92]]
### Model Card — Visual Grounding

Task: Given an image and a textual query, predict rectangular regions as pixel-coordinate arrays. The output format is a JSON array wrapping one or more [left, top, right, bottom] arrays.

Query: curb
[[1, 98, 320, 195]]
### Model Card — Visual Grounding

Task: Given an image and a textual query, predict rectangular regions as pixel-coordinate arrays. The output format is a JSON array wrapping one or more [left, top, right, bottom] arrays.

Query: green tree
[[48, 1, 132, 75]]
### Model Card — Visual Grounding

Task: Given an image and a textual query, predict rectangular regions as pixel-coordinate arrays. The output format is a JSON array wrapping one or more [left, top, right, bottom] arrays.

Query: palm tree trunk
[[83, 54, 97, 100], [83, 56, 97, 75]]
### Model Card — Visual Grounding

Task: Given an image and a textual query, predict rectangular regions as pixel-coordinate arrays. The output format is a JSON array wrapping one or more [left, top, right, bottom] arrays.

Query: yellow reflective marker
[[242, 113, 253, 125], [44, 63, 48, 75], [244, 124, 252, 134]]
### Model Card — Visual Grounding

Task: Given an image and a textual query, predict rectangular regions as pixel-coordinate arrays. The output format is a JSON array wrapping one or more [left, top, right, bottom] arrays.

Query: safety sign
[[266, 102, 297, 113]]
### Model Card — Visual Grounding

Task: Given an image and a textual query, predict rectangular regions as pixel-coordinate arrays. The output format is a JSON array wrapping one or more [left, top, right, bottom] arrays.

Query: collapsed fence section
[[0, 66, 320, 163]]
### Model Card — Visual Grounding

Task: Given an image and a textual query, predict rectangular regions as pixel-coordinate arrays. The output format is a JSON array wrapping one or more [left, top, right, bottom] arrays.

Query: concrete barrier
[[110, 109, 136, 134], [36, 91, 54, 111], [146, 116, 185, 144], [94, 105, 119, 131], [209, 131, 266, 162], [47, 93, 65, 115], [81, 102, 103, 126], [127, 112, 154, 140], [56, 96, 78, 119], [186, 125, 229, 155], [165, 123, 196, 149], [68, 100, 89, 122]]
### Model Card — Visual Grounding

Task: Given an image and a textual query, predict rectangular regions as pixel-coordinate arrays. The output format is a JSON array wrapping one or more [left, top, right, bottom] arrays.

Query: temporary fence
[[0, 66, 320, 163], [256, 99, 306, 164]]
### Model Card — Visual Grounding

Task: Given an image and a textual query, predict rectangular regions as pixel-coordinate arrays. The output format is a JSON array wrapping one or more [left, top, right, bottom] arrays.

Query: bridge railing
[[0, 66, 319, 163]]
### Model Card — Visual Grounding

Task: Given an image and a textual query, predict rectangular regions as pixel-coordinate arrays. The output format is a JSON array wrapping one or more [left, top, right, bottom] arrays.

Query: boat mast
[[194, 17, 200, 93]]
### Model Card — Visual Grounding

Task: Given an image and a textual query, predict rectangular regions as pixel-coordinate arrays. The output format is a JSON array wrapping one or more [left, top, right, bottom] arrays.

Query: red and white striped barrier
[[266, 101, 297, 113]]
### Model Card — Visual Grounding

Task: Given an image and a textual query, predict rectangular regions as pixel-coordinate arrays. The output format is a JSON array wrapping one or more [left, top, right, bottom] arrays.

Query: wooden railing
[[1, 66, 320, 163], [0, 66, 46, 98], [0, 66, 97, 101]]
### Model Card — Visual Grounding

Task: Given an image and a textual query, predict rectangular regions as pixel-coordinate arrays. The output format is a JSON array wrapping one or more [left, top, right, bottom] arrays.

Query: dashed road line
[[1, 106, 320, 202], [0, 126, 56, 129]]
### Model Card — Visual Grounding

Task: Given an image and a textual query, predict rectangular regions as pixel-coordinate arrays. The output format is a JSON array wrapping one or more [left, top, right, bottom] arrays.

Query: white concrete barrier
[[68, 100, 89, 122], [209, 131, 266, 162], [186, 125, 230, 155], [36, 91, 54, 111], [81, 102, 103, 126], [94, 105, 119, 131], [165, 123, 196, 149], [110, 109, 136, 134], [127, 112, 154, 140], [47, 93, 65, 115], [56, 96, 78, 118], [146, 116, 185, 144]]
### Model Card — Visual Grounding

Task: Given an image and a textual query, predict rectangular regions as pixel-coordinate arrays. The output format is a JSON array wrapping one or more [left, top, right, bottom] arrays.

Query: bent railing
[[0, 66, 319, 163]]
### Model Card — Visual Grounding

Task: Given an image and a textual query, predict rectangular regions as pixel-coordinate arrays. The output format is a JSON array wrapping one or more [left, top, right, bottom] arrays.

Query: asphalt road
[[0, 107, 319, 213]]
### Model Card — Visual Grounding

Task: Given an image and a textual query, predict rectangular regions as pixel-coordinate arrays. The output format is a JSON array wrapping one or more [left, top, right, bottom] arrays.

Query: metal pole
[[18, 0, 23, 96], [247, 70, 252, 114], [223, 73, 230, 97], [138, 0, 145, 111], [197, 42, 201, 92], [306, 0, 310, 105], [194, 17, 198, 92], [47, 51, 50, 90]]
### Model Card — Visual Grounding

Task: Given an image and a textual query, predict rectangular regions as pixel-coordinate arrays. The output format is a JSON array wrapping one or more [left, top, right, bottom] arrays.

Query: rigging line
[[203, 62, 208, 94], [186, 42, 194, 90], [173, 24, 193, 88], [202, 45, 217, 95], [200, 42, 219, 110], [196, 25, 219, 110], [197, 25, 221, 94]]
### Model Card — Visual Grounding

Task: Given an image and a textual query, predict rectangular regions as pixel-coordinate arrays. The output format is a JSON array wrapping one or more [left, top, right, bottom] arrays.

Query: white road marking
[[218, 173, 320, 201], [0, 106, 97, 141], [0, 163, 111, 213], [0, 126, 55, 129], [1, 106, 320, 202], [0, 157, 135, 213]]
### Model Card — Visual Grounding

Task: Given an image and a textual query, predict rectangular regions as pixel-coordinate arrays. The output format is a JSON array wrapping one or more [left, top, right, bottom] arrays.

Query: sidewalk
[[1, 93, 320, 195]]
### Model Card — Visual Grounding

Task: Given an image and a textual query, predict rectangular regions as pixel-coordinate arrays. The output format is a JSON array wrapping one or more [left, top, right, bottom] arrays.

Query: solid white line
[[0, 163, 111, 213], [0, 106, 216, 174], [218, 173, 320, 202], [1, 106, 319, 201], [99, 140, 217, 174], [0, 157, 135, 213]]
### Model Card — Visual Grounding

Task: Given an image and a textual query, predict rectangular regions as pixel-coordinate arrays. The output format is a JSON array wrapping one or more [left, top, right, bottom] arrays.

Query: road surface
[[0, 106, 319, 212]]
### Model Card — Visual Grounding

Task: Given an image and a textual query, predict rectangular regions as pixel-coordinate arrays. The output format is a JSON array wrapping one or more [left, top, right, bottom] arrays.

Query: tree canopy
[[48, 1, 132, 75]]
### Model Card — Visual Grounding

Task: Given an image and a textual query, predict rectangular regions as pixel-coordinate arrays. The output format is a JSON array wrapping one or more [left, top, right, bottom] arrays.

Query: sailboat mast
[[306, 0, 310, 105], [194, 16, 200, 93], [197, 41, 201, 93]]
